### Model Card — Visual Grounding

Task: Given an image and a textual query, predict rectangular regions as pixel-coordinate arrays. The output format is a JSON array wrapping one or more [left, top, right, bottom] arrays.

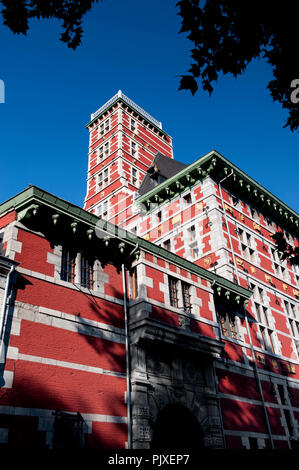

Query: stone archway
[[151, 403, 205, 449]]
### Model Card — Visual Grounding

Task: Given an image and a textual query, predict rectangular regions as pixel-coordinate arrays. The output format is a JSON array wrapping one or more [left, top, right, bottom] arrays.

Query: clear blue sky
[[0, 0, 298, 212]]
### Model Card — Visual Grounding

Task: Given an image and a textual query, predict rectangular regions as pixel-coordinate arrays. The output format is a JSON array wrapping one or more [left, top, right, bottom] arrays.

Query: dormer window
[[183, 193, 192, 205]]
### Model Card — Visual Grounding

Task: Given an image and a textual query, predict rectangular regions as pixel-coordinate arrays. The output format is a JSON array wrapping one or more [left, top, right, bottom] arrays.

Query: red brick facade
[[0, 92, 298, 449]]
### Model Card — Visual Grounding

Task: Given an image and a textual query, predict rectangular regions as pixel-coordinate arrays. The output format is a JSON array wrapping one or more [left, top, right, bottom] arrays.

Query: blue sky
[[0, 0, 298, 212]]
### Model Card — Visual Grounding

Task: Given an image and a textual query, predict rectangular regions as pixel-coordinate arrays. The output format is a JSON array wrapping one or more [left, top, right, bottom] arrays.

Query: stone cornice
[[86, 91, 170, 138], [0, 185, 252, 305]]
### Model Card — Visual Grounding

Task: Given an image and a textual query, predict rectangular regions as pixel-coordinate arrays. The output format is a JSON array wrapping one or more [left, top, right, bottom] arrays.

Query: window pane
[[80, 256, 94, 289], [182, 282, 191, 313], [61, 249, 76, 283], [169, 277, 178, 308]]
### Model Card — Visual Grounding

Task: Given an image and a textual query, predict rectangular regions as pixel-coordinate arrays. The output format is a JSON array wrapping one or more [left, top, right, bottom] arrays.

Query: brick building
[[0, 91, 298, 449]]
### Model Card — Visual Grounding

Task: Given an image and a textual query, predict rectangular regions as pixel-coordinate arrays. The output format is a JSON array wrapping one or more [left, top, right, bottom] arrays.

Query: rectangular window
[[128, 268, 138, 300], [53, 410, 84, 449], [169, 277, 178, 308], [255, 302, 262, 323], [248, 437, 258, 449], [104, 141, 109, 157], [98, 172, 103, 189], [105, 118, 110, 133], [130, 118, 136, 132], [281, 266, 285, 280], [132, 167, 137, 186], [248, 247, 255, 263], [189, 244, 198, 259], [241, 243, 247, 258], [98, 145, 104, 161], [131, 141, 137, 156], [182, 282, 192, 313], [232, 196, 239, 207], [219, 312, 238, 340], [260, 326, 275, 353], [246, 233, 251, 247], [102, 201, 108, 219], [274, 263, 280, 277], [283, 409, 293, 436], [257, 287, 264, 304], [183, 193, 192, 205], [157, 211, 162, 223], [290, 303, 298, 320], [80, 256, 94, 290], [277, 384, 287, 405], [99, 122, 104, 137], [188, 225, 196, 242], [163, 239, 171, 251], [61, 249, 76, 283], [103, 168, 109, 186], [238, 227, 244, 240]]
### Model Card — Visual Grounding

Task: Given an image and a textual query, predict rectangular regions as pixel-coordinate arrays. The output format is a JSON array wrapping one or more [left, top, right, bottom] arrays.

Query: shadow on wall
[[0, 361, 128, 449], [0, 275, 128, 449]]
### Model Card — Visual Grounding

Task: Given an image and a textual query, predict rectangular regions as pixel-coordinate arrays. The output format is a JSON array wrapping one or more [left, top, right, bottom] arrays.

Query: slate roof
[[138, 152, 187, 196]]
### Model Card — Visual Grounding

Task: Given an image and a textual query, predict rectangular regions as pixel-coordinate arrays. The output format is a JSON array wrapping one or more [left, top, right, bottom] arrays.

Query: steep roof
[[138, 153, 187, 196]]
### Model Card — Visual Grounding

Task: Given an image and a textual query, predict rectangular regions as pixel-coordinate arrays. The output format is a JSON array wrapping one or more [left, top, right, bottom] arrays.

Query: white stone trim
[[14, 302, 125, 343], [15, 352, 126, 378]]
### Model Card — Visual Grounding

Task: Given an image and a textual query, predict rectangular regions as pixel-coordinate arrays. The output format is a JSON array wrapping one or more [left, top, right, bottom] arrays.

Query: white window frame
[[103, 201, 108, 219], [130, 118, 136, 132], [132, 167, 138, 186], [131, 140, 137, 157]]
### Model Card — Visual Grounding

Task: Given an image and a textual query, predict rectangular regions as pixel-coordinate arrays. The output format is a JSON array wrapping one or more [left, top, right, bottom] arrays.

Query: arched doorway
[[151, 403, 205, 449]]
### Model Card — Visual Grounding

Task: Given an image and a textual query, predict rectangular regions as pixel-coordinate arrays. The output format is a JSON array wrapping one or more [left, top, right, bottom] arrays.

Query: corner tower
[[84, 91, 173, 227]]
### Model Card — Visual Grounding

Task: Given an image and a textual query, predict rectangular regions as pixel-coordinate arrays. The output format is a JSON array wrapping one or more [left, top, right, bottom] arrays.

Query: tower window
[[98, 172, 103, 189], [99, 122, 104, 137], [103, 168, 109, 186], [132, 167, 138, 186], [130, 118, 136, 132], [104, 141, 109, 157], [131, 141, 137, 156], [98, 145, 104, 161]]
